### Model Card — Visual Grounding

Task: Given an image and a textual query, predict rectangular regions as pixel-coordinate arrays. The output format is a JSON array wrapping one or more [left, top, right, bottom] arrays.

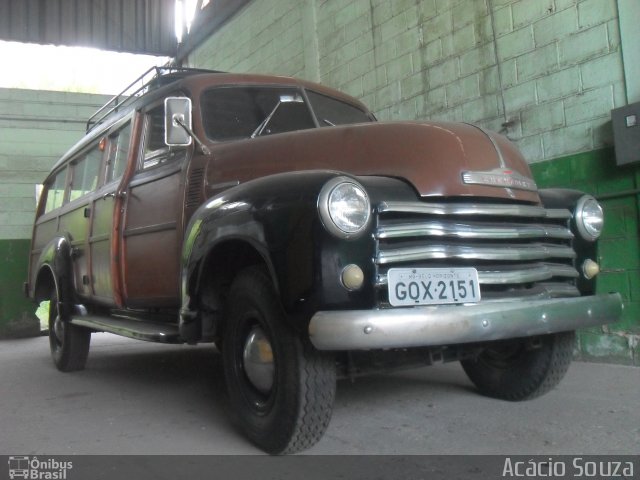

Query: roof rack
[[86, 66, 218, 133]]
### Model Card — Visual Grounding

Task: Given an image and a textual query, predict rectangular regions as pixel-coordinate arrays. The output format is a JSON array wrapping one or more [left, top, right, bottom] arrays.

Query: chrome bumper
[[308, 293, 622, 350]]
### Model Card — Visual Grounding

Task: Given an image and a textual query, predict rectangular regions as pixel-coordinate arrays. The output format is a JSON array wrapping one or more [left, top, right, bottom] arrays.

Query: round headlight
[[575, 195, 603, 241], [318, 177, 371, 239]]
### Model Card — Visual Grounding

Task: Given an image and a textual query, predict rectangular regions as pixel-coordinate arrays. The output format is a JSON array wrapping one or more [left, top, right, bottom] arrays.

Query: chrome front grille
[[374, 201, 579, 303]]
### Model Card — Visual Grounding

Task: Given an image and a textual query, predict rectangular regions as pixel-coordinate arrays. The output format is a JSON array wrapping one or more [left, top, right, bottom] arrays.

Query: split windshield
[[201, 86, 372, 141]]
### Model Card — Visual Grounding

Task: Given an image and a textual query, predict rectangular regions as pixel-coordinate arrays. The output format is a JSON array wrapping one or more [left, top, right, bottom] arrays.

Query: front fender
[[538, 188, 599, 295], [179, 170, 371, 329], [537, 188, 586, 210]]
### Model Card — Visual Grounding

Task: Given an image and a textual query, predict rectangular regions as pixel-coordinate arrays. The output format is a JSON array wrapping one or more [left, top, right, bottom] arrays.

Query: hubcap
[[242, 326, 275, 394]]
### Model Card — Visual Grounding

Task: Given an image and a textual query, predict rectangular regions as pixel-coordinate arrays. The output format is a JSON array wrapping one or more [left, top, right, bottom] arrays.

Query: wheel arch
[[31, 236, 75, 315], [200, 238, 274, 292], [192, 238, 275, 343], [34, 264, 57, 304]]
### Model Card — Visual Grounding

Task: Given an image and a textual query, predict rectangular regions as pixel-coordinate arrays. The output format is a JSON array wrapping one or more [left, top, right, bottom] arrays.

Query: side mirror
[[164, 97, 193, 146]]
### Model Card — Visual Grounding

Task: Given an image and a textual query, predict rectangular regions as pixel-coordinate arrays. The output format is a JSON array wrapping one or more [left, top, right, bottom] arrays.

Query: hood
[[205, 121, 540, 204]]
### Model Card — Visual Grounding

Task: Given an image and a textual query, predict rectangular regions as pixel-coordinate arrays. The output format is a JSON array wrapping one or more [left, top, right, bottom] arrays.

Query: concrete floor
[[1, 333, 638, 455]]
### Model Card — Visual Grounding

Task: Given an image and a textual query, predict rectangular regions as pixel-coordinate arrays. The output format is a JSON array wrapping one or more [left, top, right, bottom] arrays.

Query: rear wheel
[[223, 267, 336, 454], [48, 287, 91, 372], [461, 331, 574, 401]]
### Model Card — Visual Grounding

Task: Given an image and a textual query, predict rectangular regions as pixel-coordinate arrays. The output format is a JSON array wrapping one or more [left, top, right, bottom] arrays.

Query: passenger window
[[106, 122, 131, 182], [44, 167, 67, 214], [69, 146, 102, 201], [142, 106, 171, 169]]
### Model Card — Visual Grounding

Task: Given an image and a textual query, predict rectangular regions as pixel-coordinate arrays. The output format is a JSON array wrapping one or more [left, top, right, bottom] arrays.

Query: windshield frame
[[199, 84, 374, 143]]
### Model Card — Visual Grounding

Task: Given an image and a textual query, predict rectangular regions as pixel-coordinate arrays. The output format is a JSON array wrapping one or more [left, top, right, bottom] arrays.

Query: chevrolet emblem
[[462, 168, 538, 192]]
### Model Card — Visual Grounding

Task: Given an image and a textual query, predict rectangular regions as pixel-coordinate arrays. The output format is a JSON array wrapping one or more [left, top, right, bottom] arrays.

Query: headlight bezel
[[318, 176, 371, 240], [574, 195, 604, 242]]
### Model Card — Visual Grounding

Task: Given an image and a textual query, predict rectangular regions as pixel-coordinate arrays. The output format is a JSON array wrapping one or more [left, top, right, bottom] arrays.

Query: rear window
[[106, 122, 131, 182], [69, 146, 102, 202], [44, 167, 67, 214]]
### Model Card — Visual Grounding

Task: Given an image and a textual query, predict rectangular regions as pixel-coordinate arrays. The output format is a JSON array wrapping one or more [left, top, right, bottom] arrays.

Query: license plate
[[387, 268, 481, 306]]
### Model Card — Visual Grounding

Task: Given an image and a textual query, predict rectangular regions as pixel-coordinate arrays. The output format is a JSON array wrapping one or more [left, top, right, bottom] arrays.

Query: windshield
[[201, 86, 372, 141]]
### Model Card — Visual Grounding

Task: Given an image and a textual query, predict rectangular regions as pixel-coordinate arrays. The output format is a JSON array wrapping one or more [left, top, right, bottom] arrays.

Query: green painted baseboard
[[0, 239, 39, 338], [531, 148, 640, 365]]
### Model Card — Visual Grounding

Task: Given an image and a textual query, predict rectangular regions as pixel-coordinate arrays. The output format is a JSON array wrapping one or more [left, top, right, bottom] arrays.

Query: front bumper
[[308, 293, 622, 350]]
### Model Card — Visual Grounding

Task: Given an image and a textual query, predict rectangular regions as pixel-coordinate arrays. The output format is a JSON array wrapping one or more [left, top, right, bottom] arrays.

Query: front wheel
[[48, 287, 91, 372], [461, 331, 575, 401], [223, 267, 336, 454]]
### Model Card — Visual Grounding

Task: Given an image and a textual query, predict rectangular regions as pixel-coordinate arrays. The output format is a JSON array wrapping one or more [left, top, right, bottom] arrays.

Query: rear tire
[[48, 287, 91, 372], [223, 267, 336, 454], [461, 331, 574, 401]]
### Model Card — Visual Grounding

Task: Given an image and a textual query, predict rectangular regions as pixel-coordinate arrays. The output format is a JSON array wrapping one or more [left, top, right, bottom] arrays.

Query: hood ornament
[[462, 168, 537, 192]]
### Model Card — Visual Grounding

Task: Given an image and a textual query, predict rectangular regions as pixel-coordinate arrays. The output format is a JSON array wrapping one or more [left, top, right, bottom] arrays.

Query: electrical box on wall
[[612, 101, 640, 166]]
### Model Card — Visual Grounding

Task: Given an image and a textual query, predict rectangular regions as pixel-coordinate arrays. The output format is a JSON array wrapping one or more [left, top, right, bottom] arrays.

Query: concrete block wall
[[0, 88, 109, 336], [188, 0, 307, 78], [316, 0, 625, 164]]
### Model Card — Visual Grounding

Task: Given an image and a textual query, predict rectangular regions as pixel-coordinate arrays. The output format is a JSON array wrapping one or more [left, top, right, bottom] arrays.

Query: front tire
[[48, 287, 91, 372], [461, 331, 574, 401], [223, 267, 336, 454]]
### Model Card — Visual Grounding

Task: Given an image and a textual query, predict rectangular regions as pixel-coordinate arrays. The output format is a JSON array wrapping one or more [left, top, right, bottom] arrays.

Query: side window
[[106, 122, 132, 182], [142, 105, 170, 169], [44, 167, 67, 214], [69, 145, 103, 202]]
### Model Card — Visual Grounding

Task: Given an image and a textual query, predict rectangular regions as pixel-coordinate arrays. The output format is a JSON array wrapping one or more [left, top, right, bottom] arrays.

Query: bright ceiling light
[[175, 0, 199, 43], [0, 40, 168, 94], [175, 1, 184, 43]]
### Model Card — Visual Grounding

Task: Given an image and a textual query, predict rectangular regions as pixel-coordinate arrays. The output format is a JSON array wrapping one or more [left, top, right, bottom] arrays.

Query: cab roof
[[87, 67, 369, 133], [48, 67, 372, 178]]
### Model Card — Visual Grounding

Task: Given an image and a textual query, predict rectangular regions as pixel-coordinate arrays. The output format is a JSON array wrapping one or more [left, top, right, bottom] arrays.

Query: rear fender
[[33, 236, 75, 317]]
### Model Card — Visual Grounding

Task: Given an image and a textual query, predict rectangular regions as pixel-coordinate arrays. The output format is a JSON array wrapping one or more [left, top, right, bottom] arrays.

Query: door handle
[[102, 191, 126, 200]]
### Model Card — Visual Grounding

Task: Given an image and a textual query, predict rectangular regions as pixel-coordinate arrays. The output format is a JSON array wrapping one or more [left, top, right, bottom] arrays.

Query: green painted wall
[[0, 239, 39, 337], [531, 148, 640, 365]]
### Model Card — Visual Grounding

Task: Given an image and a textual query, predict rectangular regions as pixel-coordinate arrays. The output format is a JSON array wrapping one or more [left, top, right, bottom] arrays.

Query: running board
[[70, 314, 182, 344]]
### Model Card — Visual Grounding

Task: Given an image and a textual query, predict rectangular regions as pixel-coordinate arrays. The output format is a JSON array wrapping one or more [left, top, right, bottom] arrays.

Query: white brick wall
[[188, 0, 307, 77], [186, 0, 627, 163], [0, 89, 108, 240]]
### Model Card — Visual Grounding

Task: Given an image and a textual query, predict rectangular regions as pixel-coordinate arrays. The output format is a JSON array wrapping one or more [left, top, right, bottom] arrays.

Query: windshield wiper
[[251, 101, 282, 138], [250, 94, 305, 138]]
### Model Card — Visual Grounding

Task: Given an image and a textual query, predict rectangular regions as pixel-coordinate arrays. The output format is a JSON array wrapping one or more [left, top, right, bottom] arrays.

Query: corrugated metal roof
[[0, 0, 176, 56]]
